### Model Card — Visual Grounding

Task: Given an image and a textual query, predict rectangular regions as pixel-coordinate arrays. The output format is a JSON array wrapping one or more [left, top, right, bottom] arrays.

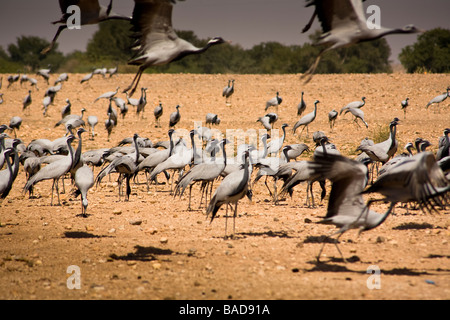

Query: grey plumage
[[308, 152, 392, 262], [266, 123, 288, 156], [223, 79, 235, 104], [169, 105, 181, 128], [74, 164, 95, 217], [344, 106, 368, 128], [154, 102, 163, 127], [340, 97, 365, 115], [96, 133, 140, 201], [123, 0, 226, 96], [22, 90, 32, 114], [105, 112, 115, 141], [362, 151, 450, 215], [9, 116, 22, 138], [174, 139, 228, 210], [301, 0, 422, 83], [297, 91, 307, 116], [401, 97, 409, 119], [426, 87, 450, 113], [61, 99, 71, 119], [23, 135, 76, 205], [42, 0, 132, 54], [206, 151, 251, 238], [94, 87, 119, 102], [55, 108, 86, 128], [136, 87, 148, 118], [293, 100, 319, 137], [206, 113, 220, 127], [265, 91, 282, 112], [0, 149, 14, 198], [328, 109, 338, 131], [87, 115, 98, 140]]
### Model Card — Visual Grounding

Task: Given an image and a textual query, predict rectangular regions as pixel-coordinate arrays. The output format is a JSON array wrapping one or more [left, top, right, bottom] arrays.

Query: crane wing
[[130, 0, 181, 59], [311, 0, 366, 34]]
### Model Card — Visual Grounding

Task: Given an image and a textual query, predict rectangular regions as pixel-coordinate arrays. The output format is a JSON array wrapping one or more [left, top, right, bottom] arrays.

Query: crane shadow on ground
[[238, 230, 294, 238], [211, 229, 295, 240], [63, 231, 113, 239], [109, 245, 175, 262], [304, 260, 431, 276], [392, 222, 434, 230]]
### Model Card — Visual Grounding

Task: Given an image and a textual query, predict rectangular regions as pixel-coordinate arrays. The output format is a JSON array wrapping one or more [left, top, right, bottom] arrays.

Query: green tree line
[[1, 20, 448, 74]]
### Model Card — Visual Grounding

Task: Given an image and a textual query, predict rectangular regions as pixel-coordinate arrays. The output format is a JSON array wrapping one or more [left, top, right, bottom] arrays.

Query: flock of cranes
[[1, 67, 449, 260], [0, 0, 448, 263]]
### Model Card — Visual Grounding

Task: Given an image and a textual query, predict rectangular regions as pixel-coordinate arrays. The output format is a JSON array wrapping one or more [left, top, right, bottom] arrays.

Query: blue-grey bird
[[94, 86, 119, 102], [265, 91, 283, 112], [206, 151, 251, 238], [22, 90, 32, 114], [73, 164, 95, 217], [223, 79, 235, 104], [169, 105, 181, 128], [153, 102, 163, 128], [308, 152, 392, 262], [340, 97, 365, 115], [401, 97, 409, 119], [301, 0, 423, 83], [96, 133, 140, 201], [363, 151, 450, 214], [426, 87, 449, 113], [23, 135, 76, 205], [9, 116, 22, 138], [87, 115, 98, 140], [297, 91, 307, 116], [123, 0, 226, 96], [61, 99, 71, 119], [344, 106, 368, 128], [293, 100, 319, 137], [206, 113, 220, 127], [42, 0, 132, 54], [328, 109, 338, 131]]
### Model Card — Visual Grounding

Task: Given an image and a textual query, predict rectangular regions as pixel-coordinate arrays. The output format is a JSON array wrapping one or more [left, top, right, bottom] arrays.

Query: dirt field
[[0, 72, 449, 300]]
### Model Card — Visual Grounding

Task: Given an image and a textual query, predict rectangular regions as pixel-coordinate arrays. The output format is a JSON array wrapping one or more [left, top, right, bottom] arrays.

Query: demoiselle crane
[[301, 0, 423, 83], [123, 0, 226, 96]]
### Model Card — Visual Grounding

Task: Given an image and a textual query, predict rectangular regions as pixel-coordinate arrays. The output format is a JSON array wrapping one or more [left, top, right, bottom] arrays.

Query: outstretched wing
[[130, 0, 179, 59]]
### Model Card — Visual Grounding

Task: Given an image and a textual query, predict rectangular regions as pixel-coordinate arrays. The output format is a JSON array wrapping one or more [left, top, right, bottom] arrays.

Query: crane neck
[[261, 136, 268, 159], [67, 139, 75, 169], [72, 132, 84, 169], [133, 136, 140, 164], [190, 132, 199, 165], [282, 148, 291, 163], [221, 141, 227, 167], [168, 133, 175, 156]]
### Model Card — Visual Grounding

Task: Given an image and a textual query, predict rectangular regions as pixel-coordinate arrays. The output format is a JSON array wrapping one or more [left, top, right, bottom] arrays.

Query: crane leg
[[41, 25, 67, 55], [188, 184, 193, 211], [123, 67, 144, 97], [233, 202, 238, 237]]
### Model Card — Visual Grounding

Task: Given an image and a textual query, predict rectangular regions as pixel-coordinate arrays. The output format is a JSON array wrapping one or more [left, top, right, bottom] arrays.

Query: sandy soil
[[0, 72, 449, 300]]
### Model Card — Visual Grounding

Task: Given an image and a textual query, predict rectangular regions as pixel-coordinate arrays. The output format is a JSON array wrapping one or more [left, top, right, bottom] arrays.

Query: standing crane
[[297, 91, 307, 117], [401, 97, 409, 119], [169, 105, 181, 128], [207, 151, 251, 238], [154, 102, 163, 128], [265, 92, 283, 113], [23, 135, 76, 206], [293, 100, 319, 137], [426, 87, 450, 113]]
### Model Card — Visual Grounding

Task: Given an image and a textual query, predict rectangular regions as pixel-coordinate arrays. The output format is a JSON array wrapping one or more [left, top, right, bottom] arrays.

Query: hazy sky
[[0, 0, 448, 64]]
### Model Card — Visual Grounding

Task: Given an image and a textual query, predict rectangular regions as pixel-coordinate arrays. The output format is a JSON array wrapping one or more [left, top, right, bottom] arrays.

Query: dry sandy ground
[[0, 72, 449, 301]]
